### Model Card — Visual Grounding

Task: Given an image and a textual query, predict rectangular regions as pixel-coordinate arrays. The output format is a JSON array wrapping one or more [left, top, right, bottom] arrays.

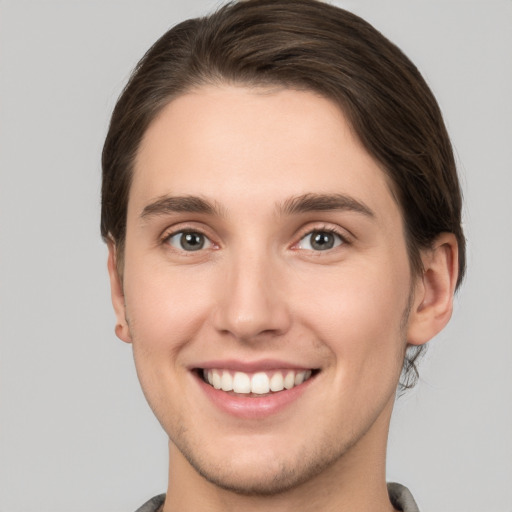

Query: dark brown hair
[[101, 0, 465, 389]]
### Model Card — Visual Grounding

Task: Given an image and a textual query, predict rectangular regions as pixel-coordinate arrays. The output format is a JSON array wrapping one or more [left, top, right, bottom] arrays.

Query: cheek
[[293, 257, 410, 371], [123, 256, 215, 355], [123, 260, 217, 419]]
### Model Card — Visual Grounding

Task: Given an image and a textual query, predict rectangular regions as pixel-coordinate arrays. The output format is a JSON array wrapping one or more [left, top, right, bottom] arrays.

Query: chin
[[175, 432, 351, 497], [199, 465, 302, 496], [187, 455, 320, 496]]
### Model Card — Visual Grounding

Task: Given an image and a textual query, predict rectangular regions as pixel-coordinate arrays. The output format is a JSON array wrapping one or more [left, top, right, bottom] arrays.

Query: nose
[[212, 252, 292, 342]]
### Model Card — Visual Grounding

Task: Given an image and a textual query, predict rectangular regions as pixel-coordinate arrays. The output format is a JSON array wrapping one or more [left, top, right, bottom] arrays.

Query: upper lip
[[191, 359, 316, 372]]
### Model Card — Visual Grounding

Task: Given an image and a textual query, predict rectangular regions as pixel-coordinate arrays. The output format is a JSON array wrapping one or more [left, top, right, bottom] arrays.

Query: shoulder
[[133, 493, 166, 512], [388, 482, 420, 512]]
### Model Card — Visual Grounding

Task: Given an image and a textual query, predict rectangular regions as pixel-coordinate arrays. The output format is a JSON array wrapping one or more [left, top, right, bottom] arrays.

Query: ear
[[107, 241, 132, 343], [406, 233, 459, 346]]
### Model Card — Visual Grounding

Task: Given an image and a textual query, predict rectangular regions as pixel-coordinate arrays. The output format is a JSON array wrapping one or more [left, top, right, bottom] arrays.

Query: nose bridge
[[213, 245, 290, 341]]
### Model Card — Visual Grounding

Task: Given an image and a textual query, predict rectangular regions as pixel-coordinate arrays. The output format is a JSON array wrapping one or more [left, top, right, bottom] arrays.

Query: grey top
[[134, 482, 419, 512]]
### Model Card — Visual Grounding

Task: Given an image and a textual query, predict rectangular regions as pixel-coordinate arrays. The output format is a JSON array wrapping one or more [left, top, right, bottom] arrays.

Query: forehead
[[131, 85, 399, 224]]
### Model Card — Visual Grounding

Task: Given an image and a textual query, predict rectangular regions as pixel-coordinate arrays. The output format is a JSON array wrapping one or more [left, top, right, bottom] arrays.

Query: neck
[[162, 399, 397, 512]]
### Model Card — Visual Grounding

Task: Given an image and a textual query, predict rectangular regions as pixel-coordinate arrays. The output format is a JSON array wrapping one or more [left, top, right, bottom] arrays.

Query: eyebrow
[[140, 192, 375, 220], [278, 193, 375, 218], [140, 195, 224, 220]]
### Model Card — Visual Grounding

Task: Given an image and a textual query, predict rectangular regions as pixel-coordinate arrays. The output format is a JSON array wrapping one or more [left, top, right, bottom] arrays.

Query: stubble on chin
[[170, 426, 361, 497]]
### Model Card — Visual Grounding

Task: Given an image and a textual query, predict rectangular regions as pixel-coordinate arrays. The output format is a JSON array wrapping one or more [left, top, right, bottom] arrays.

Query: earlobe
[[107, 241, 132, 344], [407, 233, 459, 346]]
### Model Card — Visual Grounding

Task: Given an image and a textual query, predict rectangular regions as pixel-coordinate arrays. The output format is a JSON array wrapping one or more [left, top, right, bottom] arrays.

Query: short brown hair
[[101, 0, 465, 389]]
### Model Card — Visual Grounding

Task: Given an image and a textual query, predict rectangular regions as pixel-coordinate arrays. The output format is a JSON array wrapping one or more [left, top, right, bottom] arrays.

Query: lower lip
[[194, 372, 315, 419]]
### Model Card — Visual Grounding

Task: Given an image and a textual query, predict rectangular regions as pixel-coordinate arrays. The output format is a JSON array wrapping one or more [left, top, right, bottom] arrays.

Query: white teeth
[[204, 369, 314, 394], [269, 372, 285, 392], [221, 371, 233, 391], [294, 371, 306, 386], [284, 371, 295, 389], [233, 372, 251, 393], [251, 372, 270, 394], [212, 371, 221, 389]]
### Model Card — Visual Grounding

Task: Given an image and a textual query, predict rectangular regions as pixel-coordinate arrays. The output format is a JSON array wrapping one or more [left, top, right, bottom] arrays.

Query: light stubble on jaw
[[173, 432, 360, 498]]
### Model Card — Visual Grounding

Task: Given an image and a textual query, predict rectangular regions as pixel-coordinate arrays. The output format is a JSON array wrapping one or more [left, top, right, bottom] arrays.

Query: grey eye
[[298, 230, 343, 251], [167, 231, 211, 251]]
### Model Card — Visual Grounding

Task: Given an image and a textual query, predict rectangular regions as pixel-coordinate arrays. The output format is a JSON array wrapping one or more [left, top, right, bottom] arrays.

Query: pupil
[[312, 232, 334, 250], [181, 232, 204, 251]]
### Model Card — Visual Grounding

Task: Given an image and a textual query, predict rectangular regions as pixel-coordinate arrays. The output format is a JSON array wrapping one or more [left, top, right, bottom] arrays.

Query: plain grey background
[[0, 1, 511, 511]]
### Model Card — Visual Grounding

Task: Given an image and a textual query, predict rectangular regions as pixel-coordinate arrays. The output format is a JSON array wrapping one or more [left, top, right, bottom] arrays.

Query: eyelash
[[162, 228, 215, 253], [293, 226, 348, 252], [160, 225, 349, 253]]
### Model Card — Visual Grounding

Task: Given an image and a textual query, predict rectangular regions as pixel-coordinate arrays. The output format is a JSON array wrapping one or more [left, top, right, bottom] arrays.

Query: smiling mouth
[[199, 368, 317, 396]]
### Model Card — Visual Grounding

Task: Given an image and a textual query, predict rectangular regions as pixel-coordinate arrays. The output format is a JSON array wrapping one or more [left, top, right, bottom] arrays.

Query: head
[[101, 0, 464, 497], [102, 0, 465, 390]]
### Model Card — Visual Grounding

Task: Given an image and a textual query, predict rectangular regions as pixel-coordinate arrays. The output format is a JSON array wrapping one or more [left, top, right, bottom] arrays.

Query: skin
[[108, 86, 458, 512]]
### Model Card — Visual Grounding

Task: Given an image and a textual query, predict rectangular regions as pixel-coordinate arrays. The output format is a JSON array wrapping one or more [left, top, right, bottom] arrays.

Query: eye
[[165, 231, 212, 252], [297, 230, 344, 251]]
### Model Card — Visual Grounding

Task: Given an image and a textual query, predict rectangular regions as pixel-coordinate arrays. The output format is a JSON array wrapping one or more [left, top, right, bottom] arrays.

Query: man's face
[[113, 85, 419, 494]]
